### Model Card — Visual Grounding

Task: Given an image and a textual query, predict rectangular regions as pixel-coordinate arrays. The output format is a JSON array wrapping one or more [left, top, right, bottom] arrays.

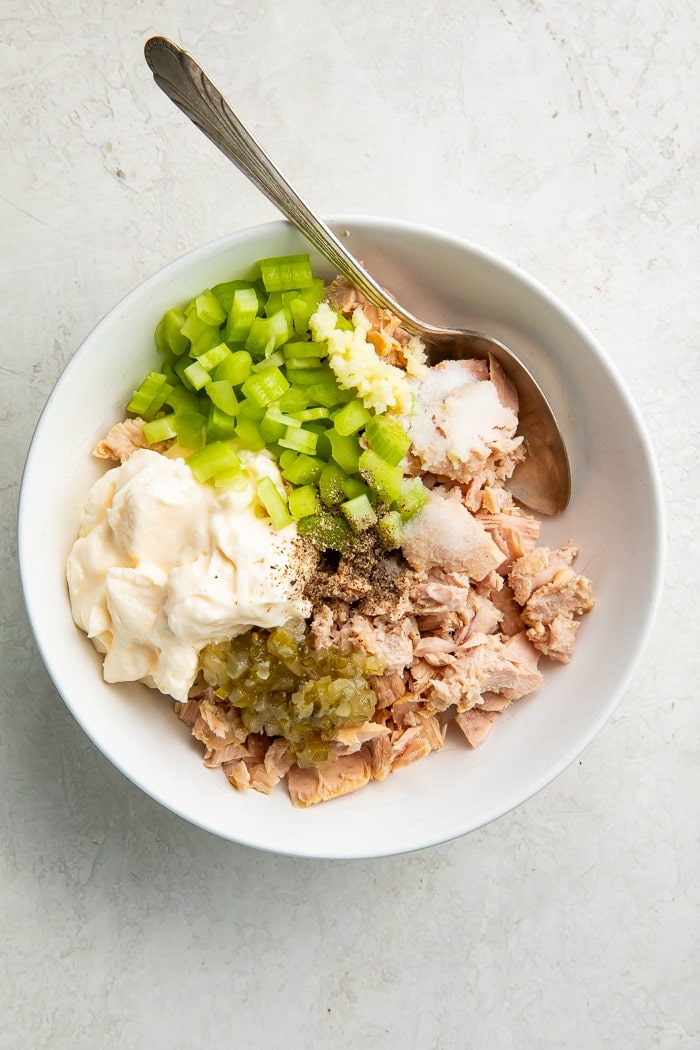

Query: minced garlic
[[309, 301, 415, 416]]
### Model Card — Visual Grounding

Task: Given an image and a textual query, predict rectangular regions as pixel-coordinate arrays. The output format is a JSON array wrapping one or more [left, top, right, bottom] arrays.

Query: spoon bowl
[[144, 35, 571, 515]]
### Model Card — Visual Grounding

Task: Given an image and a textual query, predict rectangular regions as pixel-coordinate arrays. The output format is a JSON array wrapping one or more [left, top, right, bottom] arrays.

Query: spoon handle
[[144, 36, 421, 334]]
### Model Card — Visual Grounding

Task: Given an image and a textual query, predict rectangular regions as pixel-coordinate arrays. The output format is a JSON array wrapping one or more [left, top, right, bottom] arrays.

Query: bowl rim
[[17, 215, 666, 858]]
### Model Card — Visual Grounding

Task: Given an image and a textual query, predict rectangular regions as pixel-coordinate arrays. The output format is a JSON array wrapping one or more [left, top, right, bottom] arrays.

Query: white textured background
[[2, 1, 698, 1047]]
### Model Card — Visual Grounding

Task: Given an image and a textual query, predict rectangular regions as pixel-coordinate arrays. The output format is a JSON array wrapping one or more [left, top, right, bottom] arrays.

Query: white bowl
[[18, 217, 665, 859]]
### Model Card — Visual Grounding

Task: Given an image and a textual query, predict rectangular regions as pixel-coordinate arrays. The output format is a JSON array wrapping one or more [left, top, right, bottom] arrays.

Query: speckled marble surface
[[2, 1, 698, 1047]]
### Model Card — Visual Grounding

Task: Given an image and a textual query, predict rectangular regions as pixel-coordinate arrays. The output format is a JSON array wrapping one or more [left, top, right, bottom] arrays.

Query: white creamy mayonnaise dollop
[[66, 448, 312, 702]]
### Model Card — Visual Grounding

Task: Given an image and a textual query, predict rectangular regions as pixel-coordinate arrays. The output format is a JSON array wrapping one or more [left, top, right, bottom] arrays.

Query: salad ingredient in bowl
[[65, 252, 595, 807]]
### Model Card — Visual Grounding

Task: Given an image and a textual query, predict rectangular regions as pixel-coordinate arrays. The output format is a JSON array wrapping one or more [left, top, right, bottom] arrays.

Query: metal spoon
[[144, 36, 570, 515]]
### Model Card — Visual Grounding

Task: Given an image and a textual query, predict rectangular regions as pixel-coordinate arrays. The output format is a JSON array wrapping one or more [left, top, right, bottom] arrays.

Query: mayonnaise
[[66, 448, 313, 702]]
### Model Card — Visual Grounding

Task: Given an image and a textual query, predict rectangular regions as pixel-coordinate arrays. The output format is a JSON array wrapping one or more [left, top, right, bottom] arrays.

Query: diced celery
[[206, 404, 238, 442], [244, 310, 290, 358], [234, 416, 265, 451], [183, 360, 212, 391], [285, 366, 334, 387], [290, 407, 330, 423], [211, 279, 255, 314], [296, 512, 352, 552], [277, 387, 311, 412], [265, 405, 301, 428], [365, 415, 412, 465], [165, 386, 200, 415], [341, 494, 377, 532], [155, 308, 189, 356], [278, 426, 318, 455], [376, 510, 403, 549], [187, 441, 241, 483], [282, 340, 326, 360], [197, 343, 230, 372], [358, 449, 403, 503], [213, 349, 252, 386], [256, 477, 293, 529], [241, 367, 290, 408], [206, 379, 238, 416], [396, 477, 428, 520], [214, 469, 249, 491], [181, 311, 211, 344], [189, 326, 222, 359], [126, 372, 172, 420], [332, 399, 372, 436], [225, 286, 260, 342], [281, 454, 325, 485], [288, 278, 325, 334], [342, 477, 371, 501], [142, 413, 177, 444], [319, 462, 348, 506], [251, 350, 285, 372], [194, 289, 226, 326], [328, 430, 361, 473], [259, 253, 314, 292], [283, 357, 329, 371], [259, 415, 285, 443], [238, 398, 265, 421], [288, 485, 321, 519], [175, 412, 205, 450], [305, 382, 354, 408]]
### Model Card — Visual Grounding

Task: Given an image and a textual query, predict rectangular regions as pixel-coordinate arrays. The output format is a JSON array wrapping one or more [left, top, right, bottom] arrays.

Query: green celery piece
[[296, 511, 352, 553], [194, 289, 226, 326], [396, 477, 428, 520], [278, 426, 318, 455], [189, 326, 222, 359], [290, 407, 330, 423], [285, 366, 335, 387], [234, 416, 265, 451], [258, 253, 313, 292], [244, 310, 290, 359], [278, 449, 298, 471], [214, 349, 252, 386], [283, 356, 329, 371], [225, 286, 260, 342], [334, 312, 354, 331], [259, 415, 285, 443], [197, 343, 230, 372], [165, 386, 200, 415], [211, 279, 255, 313], [183, 360, 212, 391], [127, 372, 172, 420], [376, 510, 403, 550], [328, 430, 361, 474], [305, 382, 354, 408], [342, 476, 370, 501], [289, 278, 325, 334], [238, 399, 265, 421], [241, 367, 290, 408], [265, 405, 301, 428], [281, 454, 325, 485], [175, 411, 205, 450], [175, 357, 196, 391], [282, 339, 326, 360], [358, 449, 403, 504], [288, 485, 321, 519], [256, 477, 293, 529], [181, 310, 211, 344], [214, 469, 249, 492], [141, 413, 177, 444], [206, 379, 238, 415], [251, 350, 285, 372], [187, 441, 241, 484], [155, 308, 189, 356], [365, 415, 412, 465], [341, 494, 377, 532], [319, 462, 348, 506], [206, 404, 238, 442], [332, 399, 372, 436], [277, 387, 311, 412]]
